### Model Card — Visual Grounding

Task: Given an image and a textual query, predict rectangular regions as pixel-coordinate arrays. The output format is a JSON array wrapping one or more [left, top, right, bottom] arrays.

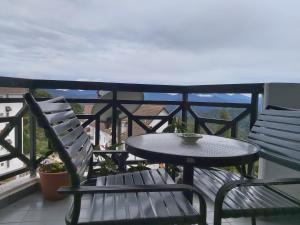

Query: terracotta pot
[[39, 170, 69, 201]]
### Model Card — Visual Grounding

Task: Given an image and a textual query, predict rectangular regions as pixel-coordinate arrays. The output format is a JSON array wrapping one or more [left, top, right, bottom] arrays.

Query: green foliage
[[39, 162, 66, 173], [127, 162, 151, 172], [71, 103, 84, 114], [97, 157, 118, 176], [23, 90, 52, 156], [35, 89, 52, 98], [162, 118, 187, 133]]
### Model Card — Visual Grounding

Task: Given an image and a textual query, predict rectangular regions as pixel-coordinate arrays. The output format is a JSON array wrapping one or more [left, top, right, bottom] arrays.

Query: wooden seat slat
[[132, 171, 156, 218], [114, 174, 127, 220], [258, 114, 300, 126], [66, 133, 90, 157], [150, 169, 183, 217], [102, 175, 115, 221], [252, 126, 300, 142], [45, 110, 76, 124], [248, 132, 300, 152], [255, 120, 300, 133], [53, 118, 81, 136], [139, 170, 170, 218], [158, 169, 198, 216], [61, 126, 84, 147], [194, 168, 300, 215], [260, 109, 300, 118], [39, 102, 72, 113], [123, 173, 141, 219], [208, 169, 297, 208]]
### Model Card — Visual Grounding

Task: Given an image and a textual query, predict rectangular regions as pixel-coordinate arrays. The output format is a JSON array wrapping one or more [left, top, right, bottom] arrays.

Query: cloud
[[0, 0, 300, 84]]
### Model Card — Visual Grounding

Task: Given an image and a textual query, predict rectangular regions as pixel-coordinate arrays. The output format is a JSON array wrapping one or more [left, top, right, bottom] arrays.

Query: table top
[[125, 133, 260, 167]]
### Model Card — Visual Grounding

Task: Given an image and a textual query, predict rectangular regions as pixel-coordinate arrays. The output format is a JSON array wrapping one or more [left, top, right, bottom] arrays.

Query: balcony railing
[[0, 76, 264, 182]]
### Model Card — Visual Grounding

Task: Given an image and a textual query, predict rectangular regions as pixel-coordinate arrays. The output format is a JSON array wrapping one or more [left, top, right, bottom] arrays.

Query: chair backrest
[[248, 107, 300, 171], [24, 93, 93, 187]]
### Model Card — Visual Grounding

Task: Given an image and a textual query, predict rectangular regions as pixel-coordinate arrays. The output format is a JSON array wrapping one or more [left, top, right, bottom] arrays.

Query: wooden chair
[[24, 93, 207, 225], [194, 107, 300, 225]]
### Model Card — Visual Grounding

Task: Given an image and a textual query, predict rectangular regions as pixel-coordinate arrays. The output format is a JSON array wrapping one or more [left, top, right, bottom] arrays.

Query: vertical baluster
[[182, 92, 188, 129], [250, 92, 259, 128], [29, 88, 36, 177], [111, 91, 117, 145]]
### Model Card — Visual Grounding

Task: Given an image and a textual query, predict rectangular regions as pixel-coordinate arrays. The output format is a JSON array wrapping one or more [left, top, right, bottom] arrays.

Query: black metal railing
[[0, 76, 264, 181]]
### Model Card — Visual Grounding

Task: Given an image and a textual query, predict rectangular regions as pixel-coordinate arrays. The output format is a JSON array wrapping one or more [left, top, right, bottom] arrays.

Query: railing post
[[194, 120, 200, 133], [111, 91, 117, 145], [250, 92, 259, 128], [182, 92, 188, 129], [128, 116, 133, 137], [95, 116, 100, 146], [231, 123, 237, 138], [29, 88, 37, 177]]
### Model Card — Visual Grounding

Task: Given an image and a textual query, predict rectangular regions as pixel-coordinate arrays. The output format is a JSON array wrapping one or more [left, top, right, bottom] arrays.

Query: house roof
[[0, 88, 28, 95], [83, 104, 167, 140]]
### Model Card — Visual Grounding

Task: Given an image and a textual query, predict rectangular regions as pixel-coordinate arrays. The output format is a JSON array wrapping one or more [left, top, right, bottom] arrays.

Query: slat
[[66, 133, 89, 156], [102, 175, 115, 221], [53, 118, 81, 135], [261, 110, 300, 118], [248, 132, 300, 152], [41, 96, 66, 103], [123, 173, 141, 219], [209, 170, 286, 209], [249, 139, 300, 160], [139, 170, 170, 218], [150, 169, 184, 218], [211, 169, 300, 208], [252, 126, 300, 142], [76, 145, 93, 177], [39, 102, 72, 113], [132, 171, 156, 218], [45, 110, 76, 124], [61, 126, 84, 146], [194, 168, 300, 214], [196, 169, 246, 210], [114, 174, 127, 220], [255, 120, 300, 134], [258, 114, 300, 126], [158, 169, 198, 216], [89, 176, 106, 221]]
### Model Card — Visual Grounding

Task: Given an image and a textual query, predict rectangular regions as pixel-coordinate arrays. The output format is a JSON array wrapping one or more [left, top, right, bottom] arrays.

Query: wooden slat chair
[[193, 107, 300, 225], [24, 93, 207, 225]]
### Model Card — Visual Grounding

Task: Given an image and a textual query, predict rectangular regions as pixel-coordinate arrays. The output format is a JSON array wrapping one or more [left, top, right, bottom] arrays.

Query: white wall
[[259, 83, 300, 199]]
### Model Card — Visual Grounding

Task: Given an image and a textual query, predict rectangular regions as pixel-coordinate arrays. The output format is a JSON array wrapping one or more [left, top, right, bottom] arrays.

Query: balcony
[[0, 76, 299, 225]]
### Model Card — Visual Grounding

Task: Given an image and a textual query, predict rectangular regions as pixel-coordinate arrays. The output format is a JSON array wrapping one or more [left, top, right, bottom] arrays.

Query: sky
[[0, 0, 300, 85]]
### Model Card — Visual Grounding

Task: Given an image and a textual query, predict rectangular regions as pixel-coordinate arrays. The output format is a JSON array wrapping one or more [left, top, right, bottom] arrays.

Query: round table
[[125, 133, 259, 186]]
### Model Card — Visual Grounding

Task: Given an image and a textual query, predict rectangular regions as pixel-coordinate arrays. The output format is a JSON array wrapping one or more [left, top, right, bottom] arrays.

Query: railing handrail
[[0, 76, 264, 93]]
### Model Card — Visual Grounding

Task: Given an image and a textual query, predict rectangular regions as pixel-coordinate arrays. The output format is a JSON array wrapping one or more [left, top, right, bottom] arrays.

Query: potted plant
[[39, 154, 69, 201]]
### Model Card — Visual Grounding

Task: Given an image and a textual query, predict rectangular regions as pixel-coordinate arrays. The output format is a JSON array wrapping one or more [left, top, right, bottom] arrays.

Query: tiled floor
[[0, 191, 299, 225]]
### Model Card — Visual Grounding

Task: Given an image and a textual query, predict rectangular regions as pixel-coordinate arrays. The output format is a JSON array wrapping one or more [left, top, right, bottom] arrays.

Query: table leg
[[183, 164, 194, 203]]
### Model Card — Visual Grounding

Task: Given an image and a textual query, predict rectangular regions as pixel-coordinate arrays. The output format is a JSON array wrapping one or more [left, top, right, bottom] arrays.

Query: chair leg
[[251, 216, 256, 225], [213, 212, 222, 225]]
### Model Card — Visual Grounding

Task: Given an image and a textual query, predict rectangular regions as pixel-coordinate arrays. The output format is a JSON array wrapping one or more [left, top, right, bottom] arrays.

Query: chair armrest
[[214, 177, 300, 214]]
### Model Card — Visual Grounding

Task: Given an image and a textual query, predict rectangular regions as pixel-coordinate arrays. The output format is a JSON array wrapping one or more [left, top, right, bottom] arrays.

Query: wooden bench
[[194, 107, 300, 225], [24, 93, 207, 225]]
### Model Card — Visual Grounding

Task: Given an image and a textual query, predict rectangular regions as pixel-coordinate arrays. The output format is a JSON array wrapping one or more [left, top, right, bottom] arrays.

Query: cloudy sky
[[0, 0, 299, 84]]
